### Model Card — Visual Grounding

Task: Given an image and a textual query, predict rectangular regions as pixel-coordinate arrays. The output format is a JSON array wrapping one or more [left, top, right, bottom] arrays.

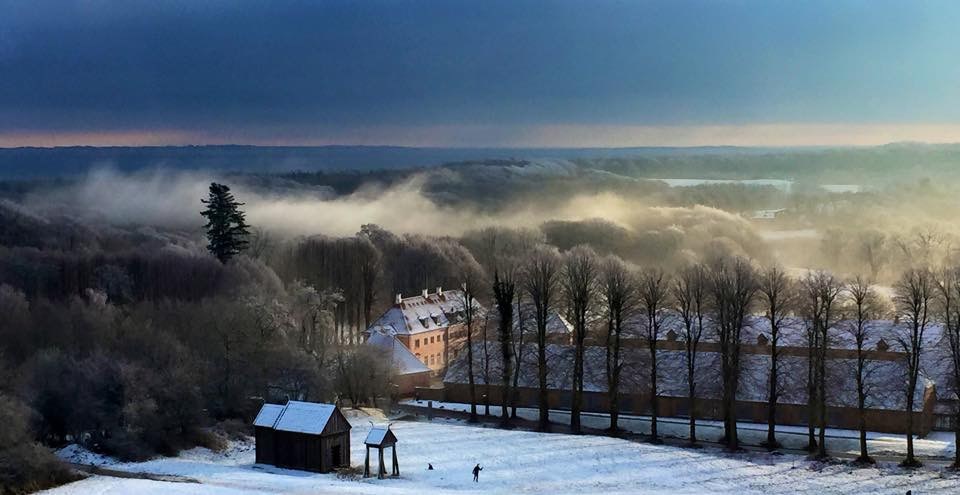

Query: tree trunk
[[609, 330, 621, 432], [816, 335, 827, 459], [649, 341, 659, 442], [571, 337, 583, 433], [766, 344, 778, 449], [904, 377, 917, 466], [538, 323, 549, 430], [467, 325, 477, 422], [954, 413, 960, 468]]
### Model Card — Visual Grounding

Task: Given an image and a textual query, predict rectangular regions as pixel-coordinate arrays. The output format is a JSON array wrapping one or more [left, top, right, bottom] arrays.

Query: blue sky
[[2, 0, 959, 146]]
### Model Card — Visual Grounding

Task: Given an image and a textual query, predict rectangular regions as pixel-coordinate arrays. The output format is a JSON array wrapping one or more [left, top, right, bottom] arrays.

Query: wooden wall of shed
[[254, 427, 274, 465], [320, 409, 353, 437], [320, 432, 351, 470], [270, 431, 351, 473]]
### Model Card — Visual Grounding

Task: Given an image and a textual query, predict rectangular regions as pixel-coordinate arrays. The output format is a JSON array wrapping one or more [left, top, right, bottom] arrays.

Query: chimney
[[395, 293, 402, 305], [422, 288, 429, 298], [437, 286, 443, 297]]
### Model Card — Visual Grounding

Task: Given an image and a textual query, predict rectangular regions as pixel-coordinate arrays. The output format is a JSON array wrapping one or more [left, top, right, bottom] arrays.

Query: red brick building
[[366, 287, 478, 373]]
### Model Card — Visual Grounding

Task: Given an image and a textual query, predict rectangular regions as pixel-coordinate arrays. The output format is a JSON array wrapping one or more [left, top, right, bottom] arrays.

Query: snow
[[365, 426, 393, 446], [44, 409, 960, 494], [270, 401, 340, 435], [403, 400, 957, 460], [366, 330, 431, 375], [369, 289, 475, 336], [252, 404, 284, 428], [56, 444, 115, 466]]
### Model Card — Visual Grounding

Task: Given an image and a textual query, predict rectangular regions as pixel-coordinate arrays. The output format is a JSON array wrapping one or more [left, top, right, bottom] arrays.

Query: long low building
[[441, 315, 953, 436], [365, 328, 432, 395]]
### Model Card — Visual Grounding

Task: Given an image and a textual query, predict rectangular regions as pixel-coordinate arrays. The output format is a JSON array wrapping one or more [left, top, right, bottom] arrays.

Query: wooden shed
[[253, 401, 352, 473]]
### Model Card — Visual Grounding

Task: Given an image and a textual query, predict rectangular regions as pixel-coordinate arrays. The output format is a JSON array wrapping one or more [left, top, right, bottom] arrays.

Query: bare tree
[[858, 230, 887, 281], [758, 265, 795, 450], [707, 256, 758, 451], [511, 288, 528, 419], [523, 248, 561, 431], [800, 270, 843, 459], [492, 270, 516, 427], [673, 263, 707, 445], [461, 275, 481, 422], [893, 267, 933, 467], [638, 268, 670, 443], [843, 275, 885, 464], [482, 311, 492, 417], [600, 256, 637, 432], [561, 246, 599, 434], [936, 266, 960, 469]]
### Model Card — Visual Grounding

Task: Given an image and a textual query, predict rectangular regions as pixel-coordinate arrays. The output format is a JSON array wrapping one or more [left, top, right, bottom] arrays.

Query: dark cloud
[[1, 0, 959, 141]]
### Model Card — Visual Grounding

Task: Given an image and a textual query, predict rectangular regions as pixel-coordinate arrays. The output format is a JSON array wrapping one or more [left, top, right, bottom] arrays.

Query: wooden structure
[[253, 401, 352, 473], [363, 425, 399, 479]]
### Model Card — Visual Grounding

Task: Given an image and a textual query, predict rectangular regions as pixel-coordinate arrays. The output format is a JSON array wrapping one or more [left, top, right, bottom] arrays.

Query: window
[[415, 339, 420, 348], [429, 355, 435, 365], [430, 336, 435, 344]]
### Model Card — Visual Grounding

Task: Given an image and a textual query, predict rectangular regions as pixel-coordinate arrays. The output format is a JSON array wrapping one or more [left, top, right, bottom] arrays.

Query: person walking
[[472, 463, 483, 482]]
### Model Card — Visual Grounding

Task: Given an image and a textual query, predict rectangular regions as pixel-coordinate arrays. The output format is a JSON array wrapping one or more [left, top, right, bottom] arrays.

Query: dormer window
[[757, 333, 769, 346], [876, 338, 889, 352], [666, 329, 677, 342]]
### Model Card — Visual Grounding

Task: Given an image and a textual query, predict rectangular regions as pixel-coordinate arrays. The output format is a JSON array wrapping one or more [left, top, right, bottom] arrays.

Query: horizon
[[2, 139, 958, 152], [4, 1, 960, 148]]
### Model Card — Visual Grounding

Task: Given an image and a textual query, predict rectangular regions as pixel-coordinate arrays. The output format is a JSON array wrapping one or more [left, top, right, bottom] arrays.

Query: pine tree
[[201, 182, 250, 263]]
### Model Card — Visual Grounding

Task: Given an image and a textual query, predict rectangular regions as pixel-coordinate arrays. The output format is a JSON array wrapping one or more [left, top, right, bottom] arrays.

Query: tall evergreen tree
[[201, 183, 250, 263]]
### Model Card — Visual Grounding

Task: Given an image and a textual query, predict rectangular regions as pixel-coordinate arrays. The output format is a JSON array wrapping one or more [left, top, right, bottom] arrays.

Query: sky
[[2, 0, 960, 147]]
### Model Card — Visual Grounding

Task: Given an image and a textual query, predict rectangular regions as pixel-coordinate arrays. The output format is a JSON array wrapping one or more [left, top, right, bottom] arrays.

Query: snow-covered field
[[44, 409, 960, 495], [404, 400, 956, 460]]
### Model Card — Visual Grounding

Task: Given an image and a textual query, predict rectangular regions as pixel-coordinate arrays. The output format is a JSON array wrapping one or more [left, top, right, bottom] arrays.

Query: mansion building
[[366, 287, 475, 373]]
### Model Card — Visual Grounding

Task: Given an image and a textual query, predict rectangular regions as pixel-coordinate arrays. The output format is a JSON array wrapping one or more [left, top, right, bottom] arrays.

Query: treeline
[[450, 243, 960, 469]]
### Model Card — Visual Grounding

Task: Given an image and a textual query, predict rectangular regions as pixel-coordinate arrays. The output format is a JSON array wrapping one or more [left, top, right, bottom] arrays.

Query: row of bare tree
[[450, 246, 960, 468]]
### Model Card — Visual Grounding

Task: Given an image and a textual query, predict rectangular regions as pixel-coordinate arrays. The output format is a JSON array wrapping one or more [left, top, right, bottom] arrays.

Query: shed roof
[[364, 426, 397, 446], [253, 401, 350, 435], [253, 404, 284, 428]]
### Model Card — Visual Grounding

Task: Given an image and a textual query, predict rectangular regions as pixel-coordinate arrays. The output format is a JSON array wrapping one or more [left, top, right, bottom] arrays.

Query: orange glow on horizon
[[2, 123, 960, 148]]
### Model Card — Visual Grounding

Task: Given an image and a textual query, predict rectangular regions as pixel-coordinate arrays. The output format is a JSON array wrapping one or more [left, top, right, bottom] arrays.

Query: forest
[[3, 150, 960, 493]]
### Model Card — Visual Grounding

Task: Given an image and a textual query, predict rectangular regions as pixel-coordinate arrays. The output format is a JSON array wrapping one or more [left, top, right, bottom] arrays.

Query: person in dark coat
[[472, 463, 483, 482]]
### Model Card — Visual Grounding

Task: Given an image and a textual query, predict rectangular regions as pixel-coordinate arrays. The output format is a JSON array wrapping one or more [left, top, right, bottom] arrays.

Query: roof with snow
[[253, 401, 351, 435], [253, 404, 284, 428], [368, 289, 483, 336], [366, 329, 431, 375], [622, 312, 945, 353], [364, 426, 398, 447]]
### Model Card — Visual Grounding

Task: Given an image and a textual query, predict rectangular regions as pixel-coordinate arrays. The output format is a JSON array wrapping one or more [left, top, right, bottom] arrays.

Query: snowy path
[[403, 400, 957, 461], [44, 412, 960, 494]]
